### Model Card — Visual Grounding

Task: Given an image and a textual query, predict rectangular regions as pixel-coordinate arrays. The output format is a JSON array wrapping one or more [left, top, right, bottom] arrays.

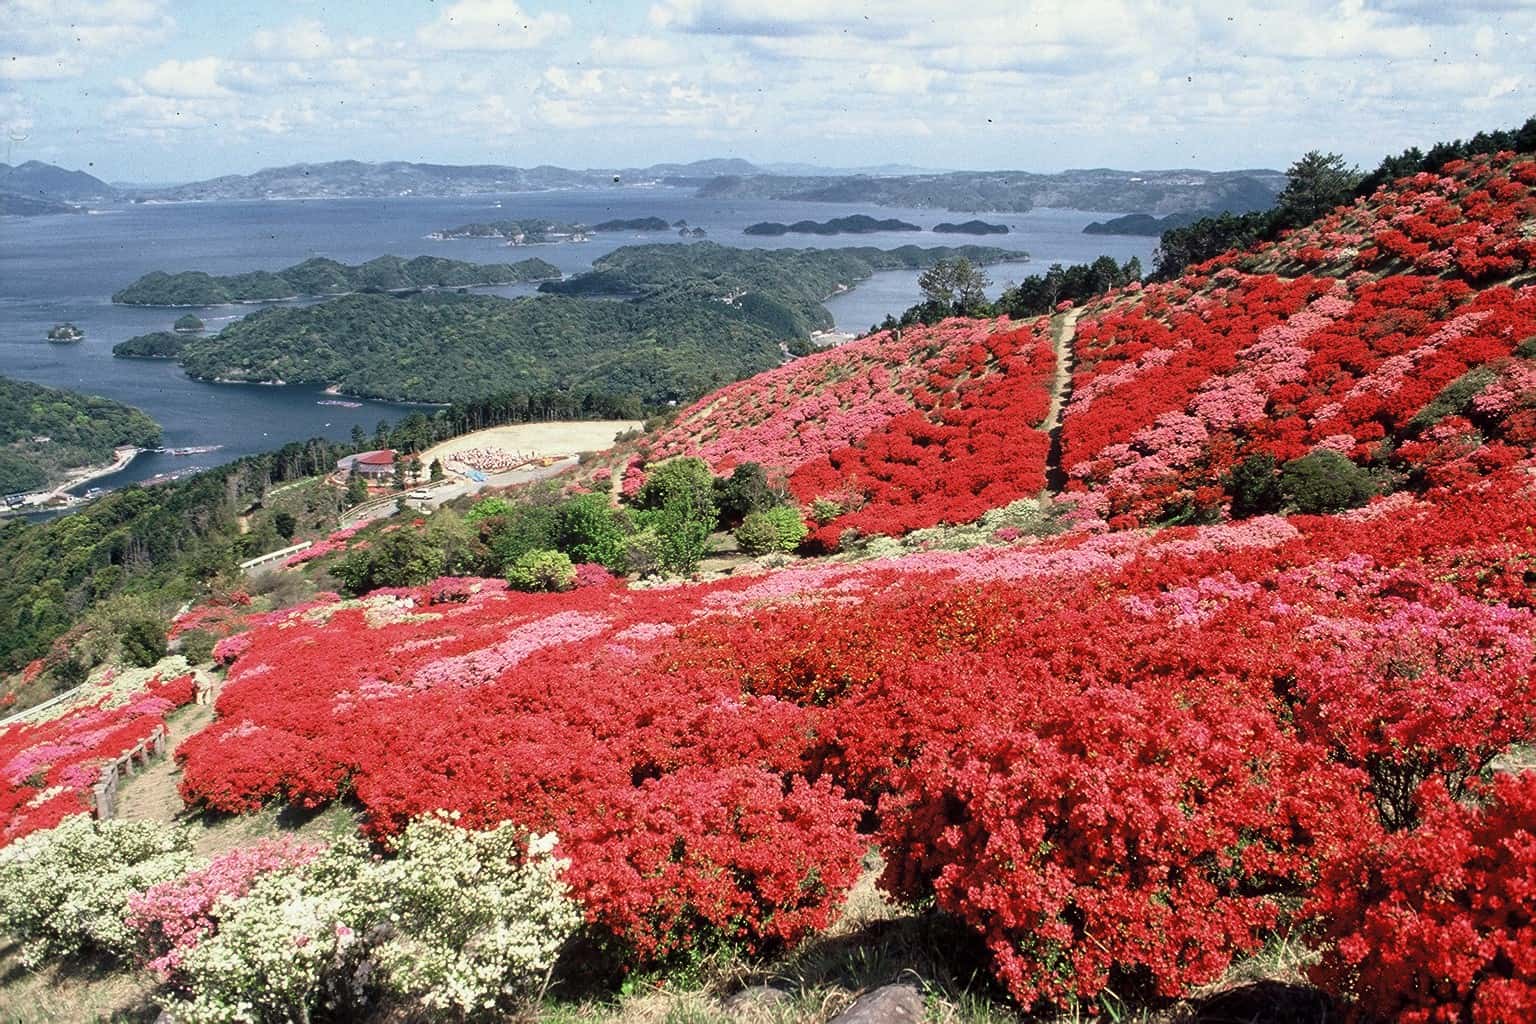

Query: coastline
[[1, 447, 140, 517]]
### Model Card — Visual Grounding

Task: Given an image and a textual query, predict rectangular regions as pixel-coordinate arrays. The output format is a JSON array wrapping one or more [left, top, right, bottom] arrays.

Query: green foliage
[[111, 254, 561, 305], [1408, 366, 1497, 435], [174, 314, 205, 333], [918, 257, 991, 314], [505, 549, 577, 592], [1280, 451, 1377, 514], [0, 375, 161, 493], [1274, 151, 1362, 229], [334, 529, 446, 594], [1227, 453, 1284, 519], [466, 497, 514, 523], [0, 816, 197, 967], [272, 511, 297, 540], [735, 506, 807, 556], [119, 617, 168, 668], [716, 462, 782, 524], [809, 498, 844, 526], [179, 627, 217, 665], [1153, 210, 1275, 280], [554, 493, 628, 569], [634, 458, 717, 515]]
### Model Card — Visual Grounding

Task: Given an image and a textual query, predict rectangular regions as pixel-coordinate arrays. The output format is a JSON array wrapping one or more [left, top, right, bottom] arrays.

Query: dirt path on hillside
[[113, 680, 217, 826], [1043, 307, 1083, 494]]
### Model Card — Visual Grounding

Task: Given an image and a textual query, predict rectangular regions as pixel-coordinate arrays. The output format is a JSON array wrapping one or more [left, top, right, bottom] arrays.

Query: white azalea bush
[[352, 815, 582, 1016], [0, 814, 197, 967], [166, 816, 581, 1023]]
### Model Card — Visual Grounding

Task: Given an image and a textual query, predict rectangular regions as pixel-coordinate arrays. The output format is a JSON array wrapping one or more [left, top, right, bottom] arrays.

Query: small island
[[113, 331, 188, 359], [933, 220, 1010, 235], [743, 214, 922, 236], [679, 226, 707, 238], [112, 254, 562, 306], [1083, 211, 1206, 236], [46, 322, 84, 343], [429, 219, 589, 244], [592, 217, 672, 232], [173, 313, 205, 333]]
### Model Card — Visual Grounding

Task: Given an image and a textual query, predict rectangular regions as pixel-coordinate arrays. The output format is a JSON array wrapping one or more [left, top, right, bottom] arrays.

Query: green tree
[[334, 530, 445, 594], [119, 618, 167, 669], [633, 458, 718, 519], [735, 505, 807, 555], [350, 425, 366, 448], [273, 511, 297, 541], [554, 493, 628, 568], [345, 469, 368, 506], [918, 257, 991, 313], [1275, 151, 1362, 229], [429, 458, 445, 482], [717, 461, 782, 524], [1227, 454, 1283, 519]]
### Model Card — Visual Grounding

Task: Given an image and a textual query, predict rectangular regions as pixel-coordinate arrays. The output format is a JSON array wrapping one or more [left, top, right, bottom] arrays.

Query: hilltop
[[3, 135, 1536, 1024], [0, 376, 161, 494]]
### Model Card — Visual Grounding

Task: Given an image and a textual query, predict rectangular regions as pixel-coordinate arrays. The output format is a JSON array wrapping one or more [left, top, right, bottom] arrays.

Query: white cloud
[[140, 57, 229, 99], [590, 34, 685, 68], [0, 0, 173, 80], [417, 0, 571, 53]]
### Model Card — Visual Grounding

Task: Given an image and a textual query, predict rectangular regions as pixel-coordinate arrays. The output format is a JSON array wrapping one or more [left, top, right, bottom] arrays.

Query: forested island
[[158, 243, 1027, 405], [429, 219, 589, 243], [591, 217, 672, 231], [112, 255, 561, 306], [743, 215, 921, 236], [113, 332, 187, 359], [0, 376, 161, 494], [1083, 211, 1207, 235], [933, 219, 1009, 234]]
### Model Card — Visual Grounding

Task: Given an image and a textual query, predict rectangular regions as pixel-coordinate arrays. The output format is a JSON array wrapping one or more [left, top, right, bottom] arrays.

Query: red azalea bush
[[1309, 774, 1536, 1023]]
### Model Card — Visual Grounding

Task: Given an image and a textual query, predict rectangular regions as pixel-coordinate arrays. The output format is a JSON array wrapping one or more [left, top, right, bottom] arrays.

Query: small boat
[[317, 399, 364, 409]]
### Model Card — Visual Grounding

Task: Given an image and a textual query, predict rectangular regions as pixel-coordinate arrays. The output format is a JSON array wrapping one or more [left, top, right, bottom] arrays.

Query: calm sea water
[[0, 188, 1155, 495]]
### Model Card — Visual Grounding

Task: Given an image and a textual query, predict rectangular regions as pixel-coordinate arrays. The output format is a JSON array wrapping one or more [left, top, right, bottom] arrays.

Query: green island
[[0, 376, 161, 494], [933, 219, 1009, 234], [45, 322, 84, 343], [159, 243, 1026, 405], [591, 216, 672, 231], [429, 219, 589, 243], [742, 214, 922, 235], [1083, 210, 1207, 235], [110, 254, 561, 306], [113, 332, 188, 359]]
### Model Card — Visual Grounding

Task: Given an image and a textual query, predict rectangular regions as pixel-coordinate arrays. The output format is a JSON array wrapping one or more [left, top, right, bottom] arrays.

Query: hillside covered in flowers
[[6, 146, 1536, 1023]]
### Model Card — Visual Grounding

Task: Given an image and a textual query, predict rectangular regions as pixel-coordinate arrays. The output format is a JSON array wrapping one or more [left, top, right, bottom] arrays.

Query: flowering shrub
[[1309, 774, 1536, 1023], [0, 815, 197, 966], [127, 836, 327, 981], [162, 818, 579, 1023], [0, 670, 200, 847]]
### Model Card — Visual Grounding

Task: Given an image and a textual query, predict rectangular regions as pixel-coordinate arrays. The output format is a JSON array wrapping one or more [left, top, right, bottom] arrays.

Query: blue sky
[[1, 0, 1531, 183]]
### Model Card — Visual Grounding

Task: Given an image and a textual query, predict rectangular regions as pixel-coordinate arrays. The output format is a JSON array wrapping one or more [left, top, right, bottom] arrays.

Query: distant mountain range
[[1, 157, 1286, 218]]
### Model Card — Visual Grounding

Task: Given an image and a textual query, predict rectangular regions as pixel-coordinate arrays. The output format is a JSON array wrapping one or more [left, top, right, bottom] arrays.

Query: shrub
[[553, 493, 629, 569], [1227, 453, 1282, 518], [163, 820, 579, 1023], [809, 497, 843, 525], [334, 530, 446, 594], [1280, 450, 1376, 514], [505, 549, 576, 593], [466, 497, 514, 524], [178, 628, 217, 666], [350, 816, 582, 1016], [120, 618, 168, 669], [1309, 775, 1536, 1023], [717, 462, 781, 524], [0, 816, 197, 966], [632, 457, 717, 516], [735, 507, 807, 555], [734, 513, 783, 556]]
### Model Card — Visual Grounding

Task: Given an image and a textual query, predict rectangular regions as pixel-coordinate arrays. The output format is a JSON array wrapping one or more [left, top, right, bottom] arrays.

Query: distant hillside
[[743, 215, 922, 236], [0, 161, 117, 203], [0, 376, 161, 493], [699, 167, 1285, 214], [112, 255, 561, 306], [0, 192, 81, 217]]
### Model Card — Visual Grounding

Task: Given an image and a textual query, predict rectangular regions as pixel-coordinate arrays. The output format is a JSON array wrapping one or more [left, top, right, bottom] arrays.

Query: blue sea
[[0, 187, 1156, 495]]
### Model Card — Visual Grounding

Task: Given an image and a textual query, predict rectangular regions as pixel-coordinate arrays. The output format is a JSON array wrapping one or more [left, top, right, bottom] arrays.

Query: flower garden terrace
[[163, 447, 1536, 1017]]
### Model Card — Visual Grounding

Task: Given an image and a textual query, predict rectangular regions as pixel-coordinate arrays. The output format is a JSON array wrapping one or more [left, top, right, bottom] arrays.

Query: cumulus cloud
[[1, 0, 173, 80], [417, 0, 571, 52]]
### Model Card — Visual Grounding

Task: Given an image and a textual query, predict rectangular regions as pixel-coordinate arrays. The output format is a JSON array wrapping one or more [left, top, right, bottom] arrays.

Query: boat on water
[[156, 445, 224, 456], [317, 399, 364, 409]]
